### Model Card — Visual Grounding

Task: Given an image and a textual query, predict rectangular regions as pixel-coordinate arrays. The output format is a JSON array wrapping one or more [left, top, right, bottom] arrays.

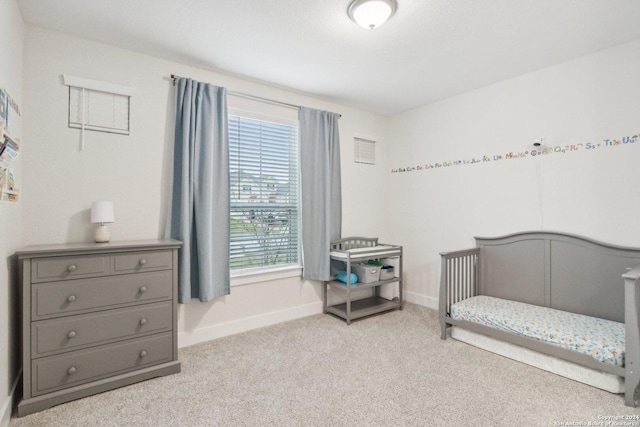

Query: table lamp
[[91, 201, 115, 243]]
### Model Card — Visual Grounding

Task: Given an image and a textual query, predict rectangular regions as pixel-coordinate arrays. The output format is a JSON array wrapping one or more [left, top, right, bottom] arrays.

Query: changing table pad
[[450, 295, 625, 367]]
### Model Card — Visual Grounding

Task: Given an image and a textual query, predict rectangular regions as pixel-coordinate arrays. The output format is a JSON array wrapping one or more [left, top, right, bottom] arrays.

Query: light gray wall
[[0, 1, 24, 425], [22, 25, 390, 347], [387, 38, 640, 308]]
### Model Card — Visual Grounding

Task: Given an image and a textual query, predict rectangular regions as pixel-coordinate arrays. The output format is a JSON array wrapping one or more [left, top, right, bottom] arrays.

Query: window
[[229, 113, 300, 271]]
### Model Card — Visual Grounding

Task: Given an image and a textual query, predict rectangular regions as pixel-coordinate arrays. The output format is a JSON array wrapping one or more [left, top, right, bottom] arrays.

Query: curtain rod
[[170, 74, 341, 117]]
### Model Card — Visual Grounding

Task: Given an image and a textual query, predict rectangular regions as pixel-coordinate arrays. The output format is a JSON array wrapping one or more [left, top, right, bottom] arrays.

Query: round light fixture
[[348, 0, 398, 30]]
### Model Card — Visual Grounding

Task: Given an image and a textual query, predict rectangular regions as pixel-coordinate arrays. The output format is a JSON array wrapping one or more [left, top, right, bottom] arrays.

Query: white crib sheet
[[450, 295, 625, 367]]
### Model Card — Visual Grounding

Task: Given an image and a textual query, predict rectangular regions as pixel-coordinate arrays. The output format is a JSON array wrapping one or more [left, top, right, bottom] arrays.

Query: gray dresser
[[16, 239, 182, 416]]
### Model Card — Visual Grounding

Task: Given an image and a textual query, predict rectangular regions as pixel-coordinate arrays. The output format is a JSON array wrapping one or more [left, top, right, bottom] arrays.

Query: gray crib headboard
[[475, 231, 640, 323]]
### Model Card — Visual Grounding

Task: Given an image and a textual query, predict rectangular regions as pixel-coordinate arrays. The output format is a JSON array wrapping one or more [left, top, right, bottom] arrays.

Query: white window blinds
[[63, 75, 132, 135], [229, 114, 300, 271], [354, 137, 376, 165]]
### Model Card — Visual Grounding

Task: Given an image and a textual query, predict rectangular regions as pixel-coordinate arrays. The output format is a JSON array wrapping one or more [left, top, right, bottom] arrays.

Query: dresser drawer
[[32, 255, 109, 283], [112, 250, 173, 274], [32, 301, 173, 357], [32, 332, 173, 396], [32, 271, 173, 320]]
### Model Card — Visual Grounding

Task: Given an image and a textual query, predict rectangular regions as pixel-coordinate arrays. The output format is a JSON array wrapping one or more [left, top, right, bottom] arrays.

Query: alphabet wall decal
[[390, 133, 639, 174]]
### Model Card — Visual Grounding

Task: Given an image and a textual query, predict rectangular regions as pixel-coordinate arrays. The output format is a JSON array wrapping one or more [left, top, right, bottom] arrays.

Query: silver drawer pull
[[139, 318, 147, 326], [139, 286, 147, 294], [67, 366, 77, 375], [67, 295, 77, 303], [67, 331, 77, 339], [67, 264, 77, 272], [139, 259, 147, 266], [139, 350, 148, 358]]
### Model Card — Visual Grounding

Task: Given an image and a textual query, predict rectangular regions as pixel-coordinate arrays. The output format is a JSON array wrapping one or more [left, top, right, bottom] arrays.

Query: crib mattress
[[450, 295, 625, 367]]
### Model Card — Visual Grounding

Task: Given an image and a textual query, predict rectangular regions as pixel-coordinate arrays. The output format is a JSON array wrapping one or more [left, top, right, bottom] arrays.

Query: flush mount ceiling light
[[348, 0, 398, 30]]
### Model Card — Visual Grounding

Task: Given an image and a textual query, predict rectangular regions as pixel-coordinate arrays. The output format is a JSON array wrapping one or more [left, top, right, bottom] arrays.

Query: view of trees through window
[[228, 114, 299, 270]]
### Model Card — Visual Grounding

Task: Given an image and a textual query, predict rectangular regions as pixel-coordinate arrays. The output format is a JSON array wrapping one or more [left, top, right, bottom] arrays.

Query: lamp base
[[94, 224, 111, 243]]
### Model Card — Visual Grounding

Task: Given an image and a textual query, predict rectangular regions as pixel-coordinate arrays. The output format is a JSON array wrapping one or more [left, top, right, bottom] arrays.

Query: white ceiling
[[16, 0, 640, 116]]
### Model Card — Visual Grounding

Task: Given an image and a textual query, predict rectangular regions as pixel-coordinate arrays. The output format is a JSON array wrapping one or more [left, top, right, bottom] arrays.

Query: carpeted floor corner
[[10, 303, 640, 426]]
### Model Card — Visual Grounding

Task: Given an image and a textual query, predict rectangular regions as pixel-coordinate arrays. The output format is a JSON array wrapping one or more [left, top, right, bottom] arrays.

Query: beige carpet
[[10, 303, 640, 426]]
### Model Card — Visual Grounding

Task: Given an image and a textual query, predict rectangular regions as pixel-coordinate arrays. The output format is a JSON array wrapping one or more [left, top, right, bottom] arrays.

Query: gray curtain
[[299, 106, 342, 281], [166, 78, 230, 303]]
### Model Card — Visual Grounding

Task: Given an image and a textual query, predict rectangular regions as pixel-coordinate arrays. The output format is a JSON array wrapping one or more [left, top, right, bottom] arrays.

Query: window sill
[[230, 265, 303, 287]]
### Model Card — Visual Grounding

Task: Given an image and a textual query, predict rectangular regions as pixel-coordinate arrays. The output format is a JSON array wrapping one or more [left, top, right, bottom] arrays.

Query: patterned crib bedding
[[450, 295, 625, 367]]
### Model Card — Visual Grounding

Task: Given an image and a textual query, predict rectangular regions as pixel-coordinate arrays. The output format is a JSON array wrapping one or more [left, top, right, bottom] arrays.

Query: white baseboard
[[178, 293, 438, 349], [1, 372, 21, 427], [0, 397, 9, 427], [405, 291, 438, 310], [178, 301, 323, 348]]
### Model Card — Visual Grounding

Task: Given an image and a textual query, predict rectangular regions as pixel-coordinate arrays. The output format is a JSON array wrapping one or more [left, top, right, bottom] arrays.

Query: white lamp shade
[[349, 0, 397, 29], [91, 201, 115, 224]]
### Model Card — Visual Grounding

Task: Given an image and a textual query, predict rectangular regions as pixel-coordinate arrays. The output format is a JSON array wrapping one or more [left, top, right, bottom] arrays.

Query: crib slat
[[441, 249, 479, 311]]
